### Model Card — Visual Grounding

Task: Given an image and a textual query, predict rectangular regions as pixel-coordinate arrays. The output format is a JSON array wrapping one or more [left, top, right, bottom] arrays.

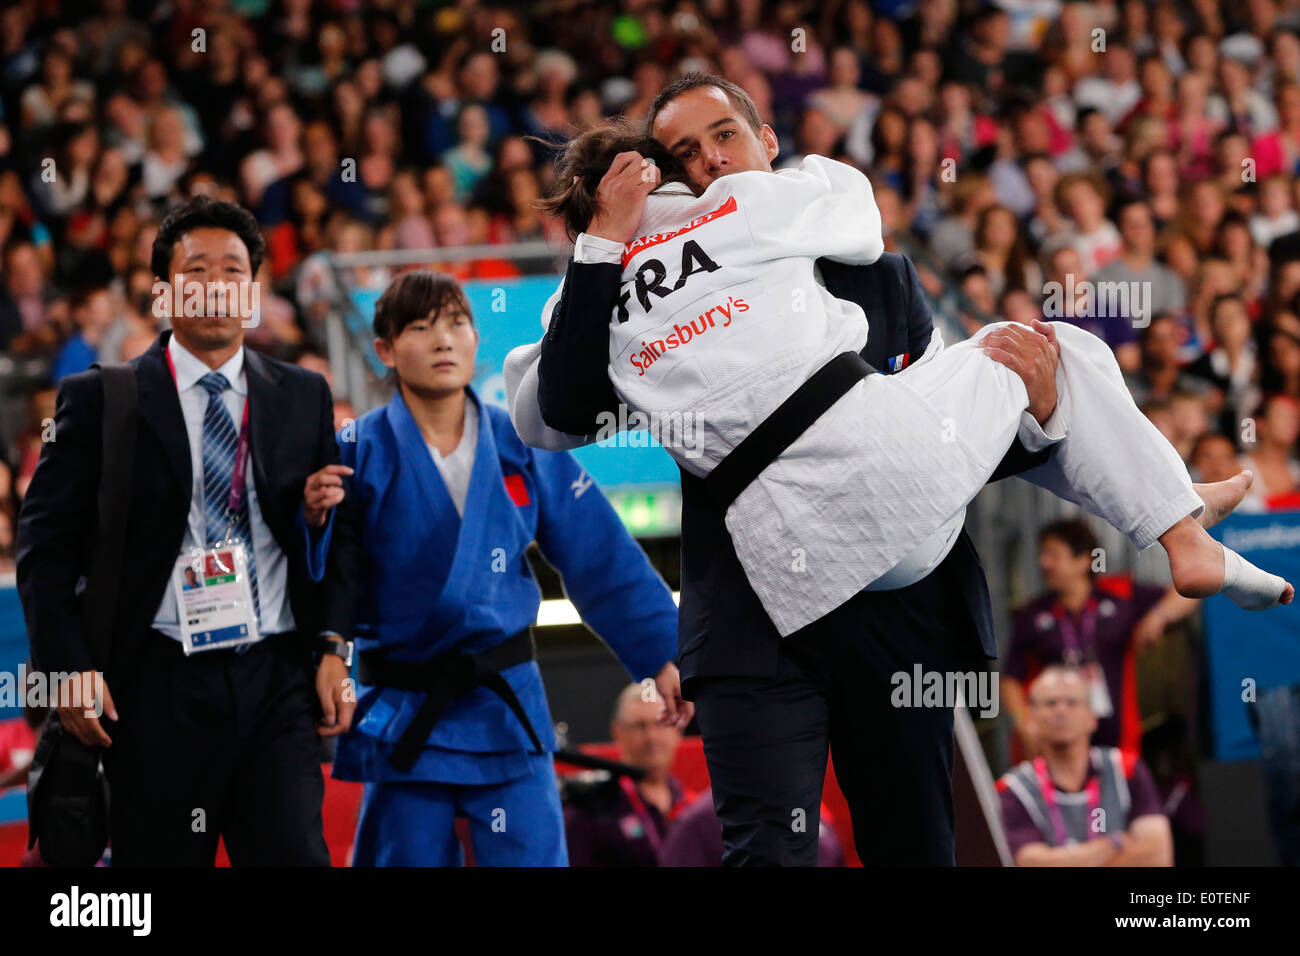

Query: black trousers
[[691, 566, 987, 867], [102, 630, 329, 866]]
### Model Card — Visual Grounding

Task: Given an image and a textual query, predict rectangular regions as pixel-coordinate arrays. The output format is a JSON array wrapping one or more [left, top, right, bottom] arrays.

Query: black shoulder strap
[[82, 363, 138, 669]]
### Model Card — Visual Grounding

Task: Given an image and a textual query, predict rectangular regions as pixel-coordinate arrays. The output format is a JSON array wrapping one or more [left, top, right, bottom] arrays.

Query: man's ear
[[761, 124, 779, 164], [374, 336, 396, 370]]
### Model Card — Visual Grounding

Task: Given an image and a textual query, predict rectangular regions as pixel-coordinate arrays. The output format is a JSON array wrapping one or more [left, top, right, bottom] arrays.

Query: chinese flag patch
[[504, 473, 531, 506]]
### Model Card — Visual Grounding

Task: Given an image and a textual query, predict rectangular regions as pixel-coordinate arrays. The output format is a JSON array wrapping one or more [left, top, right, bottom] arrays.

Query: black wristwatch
[[315, 633, 354, 668]]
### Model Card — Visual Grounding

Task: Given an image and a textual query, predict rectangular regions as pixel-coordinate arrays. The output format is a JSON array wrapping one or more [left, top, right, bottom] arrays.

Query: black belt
[[705, 350, 876, 511], [357, 627, 541, 773]]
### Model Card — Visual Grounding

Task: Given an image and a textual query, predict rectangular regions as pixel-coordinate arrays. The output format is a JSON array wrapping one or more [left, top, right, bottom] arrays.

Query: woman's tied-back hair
[[537, 117, 694, 241]]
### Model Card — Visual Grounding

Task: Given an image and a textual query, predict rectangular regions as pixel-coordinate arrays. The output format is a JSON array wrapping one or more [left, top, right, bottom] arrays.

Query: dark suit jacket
[[536, 252, 1051, 687], [16, 330, 339, 699]]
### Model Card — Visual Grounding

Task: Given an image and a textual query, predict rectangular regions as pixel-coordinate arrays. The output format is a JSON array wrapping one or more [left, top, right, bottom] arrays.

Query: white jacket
[[506, 157, 992, 636]]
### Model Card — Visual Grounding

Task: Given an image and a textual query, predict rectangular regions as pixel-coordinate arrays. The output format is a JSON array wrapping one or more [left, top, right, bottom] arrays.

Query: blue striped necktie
[[199, 371, 261, 629]]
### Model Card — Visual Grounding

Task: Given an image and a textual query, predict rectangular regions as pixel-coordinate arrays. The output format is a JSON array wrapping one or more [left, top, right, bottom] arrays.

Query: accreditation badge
[[171, 543, 260, 654], [1084, 661, 1114, 718]]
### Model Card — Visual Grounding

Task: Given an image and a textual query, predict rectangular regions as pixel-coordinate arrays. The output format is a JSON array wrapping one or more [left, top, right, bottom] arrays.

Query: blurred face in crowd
[[267, 103, 300, 151], [1211, 298, 1251, 351], [830, 47, 860, 88], [1024, 156, 1058, 204], [164, 226, 254, 350], [1118, 202, 1155, 256], [434, 204, 470, 246], [460, 53, 499, 100], [1170, 393, 1210, 443], [1192, 434, 1242, 483], [1038, 534, 1091, 594], [1063, 179, 1104, 230], [1278, 83, 1300, 130], [4, 244, 43, 297], [1048, 246, 1084, 286], [977, 206, 1017, 254], [1143, 317, 1183, 365], [1001, 289, 1040, 325], [612, 689, 681, 776], [1028, 669, 1097, 748], [1261, 177, 1292, 217], [652, 86, 779, 190], [375, 298, 477, 398], [457, 104, 490, 149], [799, 108, 840, 154], [1144, 151, 1178, 196], [1270, 329, 1300, 380], [417, 172, 450, 216], [1260, 395, 1300, 448]]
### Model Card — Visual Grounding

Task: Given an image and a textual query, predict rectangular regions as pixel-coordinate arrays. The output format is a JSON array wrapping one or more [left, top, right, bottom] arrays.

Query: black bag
[[26, 363, 137, 865]]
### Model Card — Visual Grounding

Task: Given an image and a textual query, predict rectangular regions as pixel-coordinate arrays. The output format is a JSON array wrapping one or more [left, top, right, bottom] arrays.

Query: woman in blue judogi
[[316, 271, 688, 866]]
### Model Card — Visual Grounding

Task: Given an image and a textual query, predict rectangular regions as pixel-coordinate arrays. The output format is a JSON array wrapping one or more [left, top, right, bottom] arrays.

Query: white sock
[[1221, 546, 1289, 610]]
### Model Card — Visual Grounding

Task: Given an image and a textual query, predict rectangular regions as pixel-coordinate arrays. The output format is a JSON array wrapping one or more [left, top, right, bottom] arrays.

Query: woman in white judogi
[[518, 142, 1291, 638]]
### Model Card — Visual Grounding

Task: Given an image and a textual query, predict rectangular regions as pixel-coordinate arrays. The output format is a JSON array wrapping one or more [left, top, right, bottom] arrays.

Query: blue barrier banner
[[350, 277, 682, 527], [1206, 512, 1300, 760]]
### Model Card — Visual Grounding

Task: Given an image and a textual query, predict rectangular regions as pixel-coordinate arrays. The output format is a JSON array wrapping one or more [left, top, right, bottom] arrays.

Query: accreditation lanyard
[[1033, 756, 1101, 847], [166, 348, 252, 535], [618, 777, 678, 857], [1053, 597, 1099, 667]]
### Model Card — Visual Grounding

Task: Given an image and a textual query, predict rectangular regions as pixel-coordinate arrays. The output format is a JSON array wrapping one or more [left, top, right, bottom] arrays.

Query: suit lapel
[[136, 331, 190, 493], [243, 346, 281, 504]]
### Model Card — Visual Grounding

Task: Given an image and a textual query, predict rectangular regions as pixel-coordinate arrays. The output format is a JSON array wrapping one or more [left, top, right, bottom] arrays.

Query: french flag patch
[[887, 352, 910, 372]]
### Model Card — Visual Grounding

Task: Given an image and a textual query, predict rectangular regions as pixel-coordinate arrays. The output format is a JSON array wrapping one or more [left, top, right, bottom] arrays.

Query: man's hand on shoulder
[[979, 319, 1061, 425]]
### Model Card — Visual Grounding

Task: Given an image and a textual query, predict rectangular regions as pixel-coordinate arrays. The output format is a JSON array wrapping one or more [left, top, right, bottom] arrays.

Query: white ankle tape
[[1221, 547, 1288, 611]]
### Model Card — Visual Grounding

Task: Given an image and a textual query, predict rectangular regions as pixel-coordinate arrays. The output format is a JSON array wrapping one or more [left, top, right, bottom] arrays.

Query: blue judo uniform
[[318, 387, 678, 866]]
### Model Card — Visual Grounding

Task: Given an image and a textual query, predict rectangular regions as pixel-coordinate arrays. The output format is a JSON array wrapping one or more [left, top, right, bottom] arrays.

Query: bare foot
[[1164, 518, 1293, 608], [1194, 470, 1253, 530], [1165, 521, 1227, 598]]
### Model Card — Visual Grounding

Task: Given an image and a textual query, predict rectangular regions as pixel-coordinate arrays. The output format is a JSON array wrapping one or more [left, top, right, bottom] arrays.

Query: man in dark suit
[[520, 75, 1064, 865], [16, 195, 355, 865]]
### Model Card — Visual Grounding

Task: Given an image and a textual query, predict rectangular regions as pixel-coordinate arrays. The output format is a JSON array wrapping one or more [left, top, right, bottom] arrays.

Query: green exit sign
[[606, 485, 682, 536]]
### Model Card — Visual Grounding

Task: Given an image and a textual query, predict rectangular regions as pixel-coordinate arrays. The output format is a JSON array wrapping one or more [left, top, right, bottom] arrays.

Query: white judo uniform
[[511, 156, 1206, 637]]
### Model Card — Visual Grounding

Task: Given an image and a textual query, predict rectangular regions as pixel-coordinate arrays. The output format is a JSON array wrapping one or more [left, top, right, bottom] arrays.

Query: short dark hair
[[151, 195, 266, 280], [646, 72, 763, 139], [1038, 518, 1098, 560], [373, 271, 472, 341]]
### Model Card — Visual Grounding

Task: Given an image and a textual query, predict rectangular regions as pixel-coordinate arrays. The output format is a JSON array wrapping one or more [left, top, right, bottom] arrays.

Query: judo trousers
[[351, 752, 567, 866], [899, 320, 1203, 562]]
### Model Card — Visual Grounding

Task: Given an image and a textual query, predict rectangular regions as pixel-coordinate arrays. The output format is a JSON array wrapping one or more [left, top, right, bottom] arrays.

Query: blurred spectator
[[997, 666, 1174, 866], [51, 285, 112, 380], [1002, 519, 1198, 758], [1190, 432, 1268, 511], [1185, 293, 1261, 432], [1239, 393, 1300, 505], [1125, 314, 1215, 406], [564, 684, 693, 867], [1094, 200, 1189, 322]]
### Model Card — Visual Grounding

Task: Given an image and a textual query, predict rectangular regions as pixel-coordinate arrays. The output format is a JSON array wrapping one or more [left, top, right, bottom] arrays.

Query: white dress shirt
[[152, 335, 295, 640]]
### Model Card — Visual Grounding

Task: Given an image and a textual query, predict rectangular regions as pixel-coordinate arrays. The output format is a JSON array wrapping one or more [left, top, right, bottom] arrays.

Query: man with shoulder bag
[[17, 195, 355, 865]]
